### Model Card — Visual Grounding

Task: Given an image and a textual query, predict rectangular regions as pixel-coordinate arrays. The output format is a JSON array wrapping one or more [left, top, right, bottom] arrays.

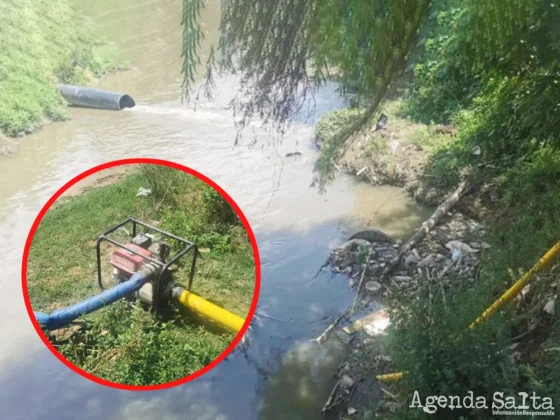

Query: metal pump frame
[[96, 218, 198, 315]]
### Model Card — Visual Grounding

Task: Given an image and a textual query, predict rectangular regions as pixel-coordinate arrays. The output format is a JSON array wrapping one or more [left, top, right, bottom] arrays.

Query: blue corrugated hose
[[34, 271, 149, 330]]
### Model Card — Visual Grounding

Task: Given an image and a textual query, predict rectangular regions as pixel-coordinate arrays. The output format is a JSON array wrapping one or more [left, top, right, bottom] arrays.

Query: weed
[[58, 301, 227, 385], [385, 279, 520, 419]]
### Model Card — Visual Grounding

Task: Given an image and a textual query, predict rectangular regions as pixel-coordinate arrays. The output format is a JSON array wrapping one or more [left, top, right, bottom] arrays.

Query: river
[[0, 0, 430, 418]]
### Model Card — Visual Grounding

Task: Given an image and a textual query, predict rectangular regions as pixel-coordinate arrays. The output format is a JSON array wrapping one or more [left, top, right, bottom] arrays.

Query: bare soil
[[61, 164, 139, 198], [338, 116, 490, 220]]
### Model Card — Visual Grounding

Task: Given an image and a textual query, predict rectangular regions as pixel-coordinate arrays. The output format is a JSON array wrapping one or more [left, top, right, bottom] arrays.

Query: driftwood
[[382, 176, 469, 279], [320, 374, 356, 413], [350, 245, 374, 315], [311, 312, 347, 344]]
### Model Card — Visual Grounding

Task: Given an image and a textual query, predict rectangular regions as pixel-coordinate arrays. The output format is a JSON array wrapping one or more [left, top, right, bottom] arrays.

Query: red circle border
[[21, 158, 261, 391]]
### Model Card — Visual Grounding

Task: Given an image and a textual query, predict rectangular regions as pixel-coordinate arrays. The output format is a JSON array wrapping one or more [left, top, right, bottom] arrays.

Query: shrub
[[386, 279, 519, 419]]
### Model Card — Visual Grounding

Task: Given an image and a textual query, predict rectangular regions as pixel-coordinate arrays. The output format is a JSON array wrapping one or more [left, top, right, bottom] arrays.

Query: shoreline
[[0, 0, 123, 147], [314, 102, 504, 418], [315, 97, 560, 418]]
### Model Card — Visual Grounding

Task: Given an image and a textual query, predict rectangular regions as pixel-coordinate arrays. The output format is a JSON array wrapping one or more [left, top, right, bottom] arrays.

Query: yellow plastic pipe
[[175, 288, 245, 334], [376, 371, 406, 382], [468, 239, 560, 330], [377, 239, 560, 383]]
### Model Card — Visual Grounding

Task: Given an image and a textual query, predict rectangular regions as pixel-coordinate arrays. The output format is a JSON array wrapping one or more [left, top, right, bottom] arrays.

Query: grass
[[27, 165, 255, 385], [0, 0, 121, 137]]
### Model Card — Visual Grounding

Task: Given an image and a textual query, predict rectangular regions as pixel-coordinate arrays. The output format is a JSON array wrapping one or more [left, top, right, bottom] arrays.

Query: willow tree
[[181, 0, 431, 182]]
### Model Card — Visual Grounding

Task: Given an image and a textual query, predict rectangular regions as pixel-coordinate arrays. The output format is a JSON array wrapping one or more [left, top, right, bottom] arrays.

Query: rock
[[471, 145, 482, 156], [348, 407, 358, 415], [365, 281, 382, 294], [446, 240, 479, 254]]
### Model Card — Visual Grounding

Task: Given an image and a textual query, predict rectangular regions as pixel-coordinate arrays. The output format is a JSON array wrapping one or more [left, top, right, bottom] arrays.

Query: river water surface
[[0, 1, 430, 418]]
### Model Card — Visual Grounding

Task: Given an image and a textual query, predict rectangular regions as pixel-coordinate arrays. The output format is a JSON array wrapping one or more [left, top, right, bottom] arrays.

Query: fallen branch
[[320, 374, 356, 413], [380, 386, 398, 400], [311, 312, 347, 344], [321, 379, 343, 413], [356, 166, 368, 176], [382, 175, 469, 279], [350, 245, 374, 315], [255, 310, 285, 323], [311, 258, 331, 280]]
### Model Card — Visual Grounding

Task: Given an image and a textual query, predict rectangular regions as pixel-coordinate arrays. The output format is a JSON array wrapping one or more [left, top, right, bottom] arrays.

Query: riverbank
[[316, 101, 491, 220], [26, 165, 255, 385], [0, 0, 122, 141], [316, 100, 560, 418]]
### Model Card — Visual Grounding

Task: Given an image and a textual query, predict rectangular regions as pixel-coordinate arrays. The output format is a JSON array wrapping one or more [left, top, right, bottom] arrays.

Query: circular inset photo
[[22, 159, 259, 390]]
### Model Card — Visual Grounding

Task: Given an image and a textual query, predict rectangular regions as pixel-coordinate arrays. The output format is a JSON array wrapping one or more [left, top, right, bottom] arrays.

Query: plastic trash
[[451, 248, 463, 262], [136, 187, 152, 197]]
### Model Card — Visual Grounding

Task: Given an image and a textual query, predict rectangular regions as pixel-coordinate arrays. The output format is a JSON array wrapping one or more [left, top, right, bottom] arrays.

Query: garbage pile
[[328, 213, 489, 296]]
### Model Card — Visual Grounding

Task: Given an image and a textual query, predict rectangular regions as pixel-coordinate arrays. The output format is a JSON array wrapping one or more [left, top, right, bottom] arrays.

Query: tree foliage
[[405, 0, 560, 155], [181, 0, 431, 158], [181, 0, 560, 179]]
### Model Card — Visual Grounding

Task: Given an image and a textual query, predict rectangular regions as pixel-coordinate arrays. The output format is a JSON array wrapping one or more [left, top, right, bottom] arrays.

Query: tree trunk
[[382, 177, 470, 279]]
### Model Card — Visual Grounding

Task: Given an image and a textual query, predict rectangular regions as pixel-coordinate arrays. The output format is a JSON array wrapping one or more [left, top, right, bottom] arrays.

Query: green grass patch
[[0, 0, 122, 137], [27, 165, 255, 385]]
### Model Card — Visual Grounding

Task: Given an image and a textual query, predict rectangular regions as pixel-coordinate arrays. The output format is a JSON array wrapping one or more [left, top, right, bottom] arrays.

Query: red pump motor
[[110, 233, 171, 304], [96, 218, 198, 315]]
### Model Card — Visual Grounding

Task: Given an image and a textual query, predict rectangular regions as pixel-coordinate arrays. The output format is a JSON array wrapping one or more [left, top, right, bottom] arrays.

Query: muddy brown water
[[0, 1, 431, 418]]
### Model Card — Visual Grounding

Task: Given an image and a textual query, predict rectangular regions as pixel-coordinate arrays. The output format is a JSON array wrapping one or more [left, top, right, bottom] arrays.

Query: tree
[[181, 0, 431, 181]]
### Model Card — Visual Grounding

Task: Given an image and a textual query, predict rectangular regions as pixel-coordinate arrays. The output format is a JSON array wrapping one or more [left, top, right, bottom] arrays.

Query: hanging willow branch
[[181, 0, 205, 101], [181, 0, 431, 177]]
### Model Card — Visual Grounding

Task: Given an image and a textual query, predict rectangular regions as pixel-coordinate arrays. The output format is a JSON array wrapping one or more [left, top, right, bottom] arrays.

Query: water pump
[[97, 218, 197, 316], [34, 218, 245, 334]]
